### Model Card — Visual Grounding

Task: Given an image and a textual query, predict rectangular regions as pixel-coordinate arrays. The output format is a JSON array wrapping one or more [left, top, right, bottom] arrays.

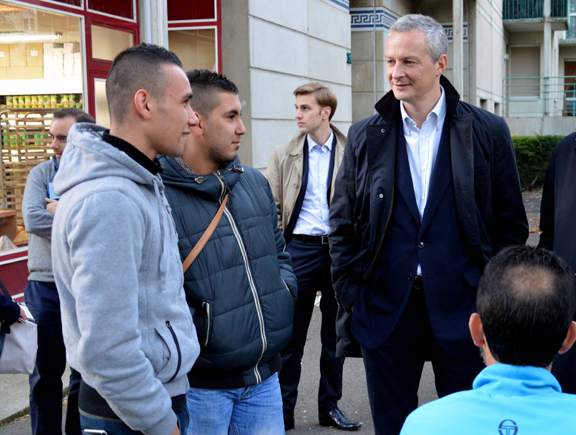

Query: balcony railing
[[504, 75, 576, 116], [503, 0, 569, 20]]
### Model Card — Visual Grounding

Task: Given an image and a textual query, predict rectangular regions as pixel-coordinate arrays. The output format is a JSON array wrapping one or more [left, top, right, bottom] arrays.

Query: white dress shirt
[[293, 131, 334, 236], [400, 86, 447, 275]]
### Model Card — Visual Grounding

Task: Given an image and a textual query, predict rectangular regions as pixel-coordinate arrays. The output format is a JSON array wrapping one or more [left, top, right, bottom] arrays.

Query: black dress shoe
[[319, 408, 361, 431], [284, 415, 295, 431]]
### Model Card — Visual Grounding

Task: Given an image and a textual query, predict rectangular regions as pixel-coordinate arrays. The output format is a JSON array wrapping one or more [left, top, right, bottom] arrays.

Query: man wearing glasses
[[22, 108, 94, 435]]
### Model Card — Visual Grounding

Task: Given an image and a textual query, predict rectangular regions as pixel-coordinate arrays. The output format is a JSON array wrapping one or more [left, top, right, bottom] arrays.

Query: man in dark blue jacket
[[329, 14, 528, 435], [160, 70, 297, 435], [539, 131, 576, 394]]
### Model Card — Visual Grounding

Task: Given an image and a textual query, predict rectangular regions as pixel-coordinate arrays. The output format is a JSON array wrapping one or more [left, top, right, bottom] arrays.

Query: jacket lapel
[[395, 120, 421, 225], [420, 117, 452, 233]]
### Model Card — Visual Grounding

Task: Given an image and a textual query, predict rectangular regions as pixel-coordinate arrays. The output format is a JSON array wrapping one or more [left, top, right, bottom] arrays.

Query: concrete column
[[543, 0, 551, 115], [140, 0, 169, 47], [453, 0, 464, 95], [221, 0, 253, 166]]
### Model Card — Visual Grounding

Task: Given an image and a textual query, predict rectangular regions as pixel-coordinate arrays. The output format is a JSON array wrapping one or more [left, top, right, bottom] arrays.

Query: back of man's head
[[293, 82, 338, 121], [478, 245, 576, 368], [106, 43, 182, 124], [53, 108, 95, 124], [186, 70, 238, 118]]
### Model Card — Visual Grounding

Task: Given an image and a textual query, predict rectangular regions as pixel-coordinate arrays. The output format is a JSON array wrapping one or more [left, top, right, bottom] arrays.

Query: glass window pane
[[46, 0, 82, 7], [168, 0, 215, 21], [87, 0, 134, 20], [95, 79, 110, 128], [169, 29, 216, 72], [0, 2, 83, 87], [91, 25, 133, 61]]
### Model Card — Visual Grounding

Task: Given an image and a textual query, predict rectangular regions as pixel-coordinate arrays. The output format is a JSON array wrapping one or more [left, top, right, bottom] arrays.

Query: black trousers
[[279, 238, 344, 418], [361, 280, 485, 435], [25, 280, 82, 435]]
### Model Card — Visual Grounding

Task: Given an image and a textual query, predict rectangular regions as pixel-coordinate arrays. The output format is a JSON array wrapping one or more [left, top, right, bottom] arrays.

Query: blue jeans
[[80, 407, 189, 435], [186, 372, 284, 435]]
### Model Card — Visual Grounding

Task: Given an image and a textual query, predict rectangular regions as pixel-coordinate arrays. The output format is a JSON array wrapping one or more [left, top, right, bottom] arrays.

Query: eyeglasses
[[49, 134, 67, 143]]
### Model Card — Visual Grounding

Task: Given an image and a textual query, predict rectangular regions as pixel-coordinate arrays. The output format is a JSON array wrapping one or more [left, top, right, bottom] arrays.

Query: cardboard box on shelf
[[26, 43, 43, 67], [43, 43, 63, 53], [0, 67, 6, 80], [0, 44, 10, 68], [63, 42, 80, 54], [9, 43, 26, 67], [6, 66, 43, 80]]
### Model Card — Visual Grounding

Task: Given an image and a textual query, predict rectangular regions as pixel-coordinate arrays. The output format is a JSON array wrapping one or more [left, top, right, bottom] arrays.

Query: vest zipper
[[201, 301, 211, 347], [215, 172, 267, 384], [165, 321, 182, 383]]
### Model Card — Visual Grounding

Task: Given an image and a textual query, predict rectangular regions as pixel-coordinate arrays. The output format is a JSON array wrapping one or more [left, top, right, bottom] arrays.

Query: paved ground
[[0, 193, 542, 434]]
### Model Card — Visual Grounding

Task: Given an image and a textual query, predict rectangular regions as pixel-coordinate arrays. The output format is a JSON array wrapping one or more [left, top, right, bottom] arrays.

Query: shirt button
[[418, 241, 425, 248], [381, 129, 385, 133], [379, 193, 384, 198]]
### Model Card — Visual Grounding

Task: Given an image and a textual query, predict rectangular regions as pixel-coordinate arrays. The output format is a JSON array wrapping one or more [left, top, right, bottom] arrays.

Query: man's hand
[[170, 425, 180, 435], [19, 306, 27, 320], [45, 198, 58, 215]]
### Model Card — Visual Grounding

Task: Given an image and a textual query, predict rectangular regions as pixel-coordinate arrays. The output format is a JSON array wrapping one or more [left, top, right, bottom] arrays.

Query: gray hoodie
[[22, 158, 57, 282], [51, 123, 199, 435]]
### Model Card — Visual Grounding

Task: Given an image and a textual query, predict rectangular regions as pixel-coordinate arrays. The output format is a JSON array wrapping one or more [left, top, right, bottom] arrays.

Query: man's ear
[[321, 106, 331, 121], [133, 89, 153, 120], [190, 111, 204, 136], [436, 54, 448, 76], [469, 313, 486, 348], [559, 321, 576, 355]]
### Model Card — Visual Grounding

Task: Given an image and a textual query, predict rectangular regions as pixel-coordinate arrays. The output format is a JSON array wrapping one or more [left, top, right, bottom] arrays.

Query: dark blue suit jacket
[[329, 76, 528, 351]]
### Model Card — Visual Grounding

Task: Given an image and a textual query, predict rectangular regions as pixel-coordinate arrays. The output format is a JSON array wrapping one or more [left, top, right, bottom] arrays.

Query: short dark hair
[[478, 245, 576, 368], [53, 108, 95, 124], [186, 69, 238, 117], [293, 82, 338, 121], [106, 43, 183, 123]]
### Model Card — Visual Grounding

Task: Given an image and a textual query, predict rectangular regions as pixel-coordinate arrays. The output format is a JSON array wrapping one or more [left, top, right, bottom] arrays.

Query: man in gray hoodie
[[51, 44, 200, 435], [22, 108, 94, 435]]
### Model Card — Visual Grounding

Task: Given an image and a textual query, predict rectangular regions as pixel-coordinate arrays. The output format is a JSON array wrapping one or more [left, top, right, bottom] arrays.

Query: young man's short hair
[[106, 43, 183, 124], [186, 69, 238, 118], [478, 245, 576, 368], [53, 108, 95, 124], [293, 82, 337, 121]]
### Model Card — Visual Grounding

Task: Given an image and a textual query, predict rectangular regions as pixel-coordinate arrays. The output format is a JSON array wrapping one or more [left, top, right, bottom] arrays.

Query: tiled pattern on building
[[350, 7, 468, 41]]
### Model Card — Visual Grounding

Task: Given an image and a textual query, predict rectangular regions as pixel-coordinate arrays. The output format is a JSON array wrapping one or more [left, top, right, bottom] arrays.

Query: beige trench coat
[[265, 124, 347, 232]]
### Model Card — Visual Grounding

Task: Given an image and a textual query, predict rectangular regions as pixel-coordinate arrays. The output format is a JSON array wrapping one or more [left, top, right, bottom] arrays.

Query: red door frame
[[168, 0, 222, 73], [4, 0, 139, 120], [4, 0, 222, 116]]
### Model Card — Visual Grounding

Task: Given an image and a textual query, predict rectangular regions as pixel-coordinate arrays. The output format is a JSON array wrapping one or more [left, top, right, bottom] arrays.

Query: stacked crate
[[0, 109, 54, 227]]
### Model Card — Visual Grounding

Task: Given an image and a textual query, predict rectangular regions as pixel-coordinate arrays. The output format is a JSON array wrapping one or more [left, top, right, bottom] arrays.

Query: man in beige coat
[[266, 83, 360, 432]]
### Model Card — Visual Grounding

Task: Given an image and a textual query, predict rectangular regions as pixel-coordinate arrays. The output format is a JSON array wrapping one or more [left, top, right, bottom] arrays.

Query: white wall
[[224, 0, 352, 171], [474, 0, 506, 111]]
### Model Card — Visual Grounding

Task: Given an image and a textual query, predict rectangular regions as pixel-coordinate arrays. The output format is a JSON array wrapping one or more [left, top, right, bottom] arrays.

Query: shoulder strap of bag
[[182, 194, 229, 274], [0, 279, 12, 300]]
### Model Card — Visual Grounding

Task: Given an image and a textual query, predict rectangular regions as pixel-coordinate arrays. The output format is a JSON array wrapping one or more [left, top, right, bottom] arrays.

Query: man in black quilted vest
[[159, 69, 297, 435]]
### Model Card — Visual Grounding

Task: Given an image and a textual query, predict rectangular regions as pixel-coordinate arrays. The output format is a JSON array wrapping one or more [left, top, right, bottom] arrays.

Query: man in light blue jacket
[[400, 245, 576, 435], [51, 44, 200, 435]]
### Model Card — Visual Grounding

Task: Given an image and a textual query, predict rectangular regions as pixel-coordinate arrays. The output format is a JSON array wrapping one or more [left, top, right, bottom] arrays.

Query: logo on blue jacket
[[498, 420, 518, 435]]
